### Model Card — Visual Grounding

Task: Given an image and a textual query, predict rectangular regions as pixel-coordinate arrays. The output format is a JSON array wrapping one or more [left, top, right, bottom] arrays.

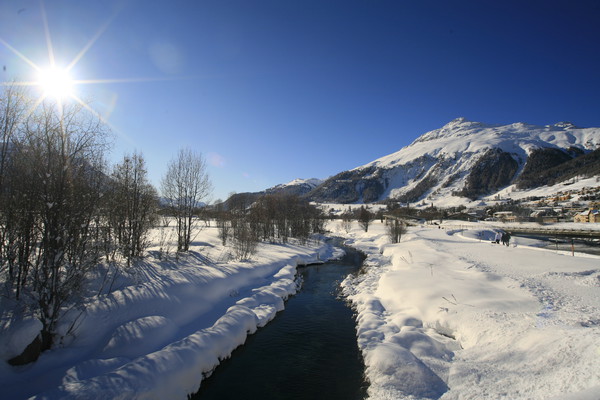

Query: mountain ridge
[[306, 118, 600, 204]]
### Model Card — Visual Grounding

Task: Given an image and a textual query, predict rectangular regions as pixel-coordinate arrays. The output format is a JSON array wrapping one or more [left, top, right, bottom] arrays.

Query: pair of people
[[494, 231, 511, 246]]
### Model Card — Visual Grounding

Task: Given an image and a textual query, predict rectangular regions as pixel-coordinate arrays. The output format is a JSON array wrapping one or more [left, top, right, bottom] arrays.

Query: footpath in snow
[[0, 227, 341, 400], [334, 221, 600, 400]]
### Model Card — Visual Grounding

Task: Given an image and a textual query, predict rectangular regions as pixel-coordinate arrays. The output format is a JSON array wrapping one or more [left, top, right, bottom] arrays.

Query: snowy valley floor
[[334, 221, 600, 400], [1, 220, 600, 399], [0, 226, 340, 400]]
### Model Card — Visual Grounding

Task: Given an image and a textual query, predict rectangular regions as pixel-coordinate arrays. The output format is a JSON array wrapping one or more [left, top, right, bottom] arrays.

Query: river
[[191, 242, 368, 400]]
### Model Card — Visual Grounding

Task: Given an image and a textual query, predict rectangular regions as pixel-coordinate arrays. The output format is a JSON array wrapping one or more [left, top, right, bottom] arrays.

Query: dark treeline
[[213, 193, 325, 260]]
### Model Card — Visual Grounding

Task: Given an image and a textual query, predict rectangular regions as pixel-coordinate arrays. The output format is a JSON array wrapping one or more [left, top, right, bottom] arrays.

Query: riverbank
[[193, 241, 367, 400], [0, 227, 341, 399], [333, 220, 600, 399], [4, 219, 599, 399]]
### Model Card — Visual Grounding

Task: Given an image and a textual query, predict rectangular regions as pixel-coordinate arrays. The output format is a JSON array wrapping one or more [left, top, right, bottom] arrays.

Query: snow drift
[[335, 220, 600, 399]]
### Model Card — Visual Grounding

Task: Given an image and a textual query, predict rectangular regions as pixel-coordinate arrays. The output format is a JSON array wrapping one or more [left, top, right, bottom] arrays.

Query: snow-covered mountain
[[224, 178, 323, 210], [268, 178, 323, 195], [307, 118, 600, 204]]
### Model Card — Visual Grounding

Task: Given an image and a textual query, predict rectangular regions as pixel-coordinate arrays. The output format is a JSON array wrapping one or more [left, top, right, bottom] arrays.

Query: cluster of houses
[[490, 185, 600, 223], [494, 205, 600, 225], [574, 209, 600, 223], [484, 207, 599, 224]]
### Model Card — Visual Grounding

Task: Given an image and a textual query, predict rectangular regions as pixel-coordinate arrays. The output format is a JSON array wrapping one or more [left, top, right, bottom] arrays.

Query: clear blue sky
[[1, 0, 599, 201]]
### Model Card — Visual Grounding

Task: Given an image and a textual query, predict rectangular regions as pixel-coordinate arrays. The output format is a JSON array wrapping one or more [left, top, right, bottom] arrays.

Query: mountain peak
[[280, 178, 322, 188], [413, 117, 484, 144], [445, 117, 471, 126], [308, 118, 600, 204], [553, 121, 579, 130]]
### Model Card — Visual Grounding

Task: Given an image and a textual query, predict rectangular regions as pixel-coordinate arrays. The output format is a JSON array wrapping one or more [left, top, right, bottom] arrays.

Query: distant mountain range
[[230, 118, 600, 206], [224, 178, 323, 209]]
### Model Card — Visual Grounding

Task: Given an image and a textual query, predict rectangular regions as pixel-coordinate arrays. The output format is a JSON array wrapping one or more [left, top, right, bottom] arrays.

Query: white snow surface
[[333, 220, 600, 400], [272, 177, 324, 190], [3, 218, 600, 400], [364, 118, 600, 170], [0, 226, 340, 399], [344, 118, 600, 205], [281, 177, 323, 188]]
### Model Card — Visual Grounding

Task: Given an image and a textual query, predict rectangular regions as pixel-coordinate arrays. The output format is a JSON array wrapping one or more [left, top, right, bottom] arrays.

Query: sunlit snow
[[1, 219, 599, 399]]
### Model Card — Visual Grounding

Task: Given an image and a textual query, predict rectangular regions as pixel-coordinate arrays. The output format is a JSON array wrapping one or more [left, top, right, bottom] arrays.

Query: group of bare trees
[[0, 87, 194, 356], [106, 153, 159, 267], [0, 87, 113, 351], [215, 194, 325, 260], [0, 84, 327, 361]]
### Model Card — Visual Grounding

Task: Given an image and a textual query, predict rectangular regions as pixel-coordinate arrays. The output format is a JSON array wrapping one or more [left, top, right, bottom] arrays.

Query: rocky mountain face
[[305, 118, 600, 203], [224, 178, 322, 210], [266, 178, 323, 197]]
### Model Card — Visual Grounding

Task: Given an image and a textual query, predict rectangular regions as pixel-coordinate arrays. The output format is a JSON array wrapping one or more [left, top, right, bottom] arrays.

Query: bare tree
[[108, 152, 158, 266], [387, 218, 407, 244], [160, 148, 212, 252], [231, 216, 258, 260], [340, 212, 353, 233], [1, 98, 110, 352], [0, 84, 28, 191], [0, 84, 29, 296], [358, 206, 372, 232], [214, 201, 231, 246]]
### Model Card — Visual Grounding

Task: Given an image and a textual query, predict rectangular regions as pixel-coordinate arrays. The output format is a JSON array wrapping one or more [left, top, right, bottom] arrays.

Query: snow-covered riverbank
[[334, 221, 600, 400], [1, 226, 341, 399], [3, 219, 599, 399]]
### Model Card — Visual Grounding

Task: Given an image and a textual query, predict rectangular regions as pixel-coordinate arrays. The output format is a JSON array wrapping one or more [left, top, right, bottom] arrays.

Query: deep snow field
[[0, 224, 341, 399], [334, 220, 600, 400], [2, 219, 599, 399]]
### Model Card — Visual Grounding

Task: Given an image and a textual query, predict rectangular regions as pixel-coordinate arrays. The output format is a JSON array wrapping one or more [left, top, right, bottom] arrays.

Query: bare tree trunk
[[161, 148, 212, 252]]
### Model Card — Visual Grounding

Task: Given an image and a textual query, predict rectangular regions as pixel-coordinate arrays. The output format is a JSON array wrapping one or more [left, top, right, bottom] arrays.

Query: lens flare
[[37, 66, 74, 99]]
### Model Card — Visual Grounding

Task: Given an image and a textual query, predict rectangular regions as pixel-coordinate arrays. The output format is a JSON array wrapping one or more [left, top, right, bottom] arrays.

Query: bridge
[[494, 226, 600, 239], [439, 222, 600, 239]]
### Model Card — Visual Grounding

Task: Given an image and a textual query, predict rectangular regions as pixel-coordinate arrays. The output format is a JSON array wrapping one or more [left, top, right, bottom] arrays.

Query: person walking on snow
[[494, 231, 502, 244], [504, 232, 511, 247]]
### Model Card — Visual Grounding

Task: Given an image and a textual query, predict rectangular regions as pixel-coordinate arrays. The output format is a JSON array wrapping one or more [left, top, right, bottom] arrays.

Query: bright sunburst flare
[[0, 0, 121, 125], [1, 0, 189, 141], [36, 65, 75, 100]]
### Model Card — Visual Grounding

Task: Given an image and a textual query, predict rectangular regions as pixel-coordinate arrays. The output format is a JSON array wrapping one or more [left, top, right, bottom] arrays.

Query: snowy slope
[[268, 177, 323, 195], [334, 220, 600, 400], [0, 227, 340, 399], [224, 178, 324, 208], [368, 118, 597, 169], [308, 118, 600, 204], [276, 177, 323, 188]]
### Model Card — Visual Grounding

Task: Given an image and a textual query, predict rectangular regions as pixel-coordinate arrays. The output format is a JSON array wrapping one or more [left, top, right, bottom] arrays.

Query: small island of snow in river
[[2, 219, 600, 399]]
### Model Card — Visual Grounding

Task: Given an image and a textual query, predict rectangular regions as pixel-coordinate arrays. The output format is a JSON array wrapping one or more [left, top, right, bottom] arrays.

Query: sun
[[36, 66, 75, 100], [0, 1, 176, 127]]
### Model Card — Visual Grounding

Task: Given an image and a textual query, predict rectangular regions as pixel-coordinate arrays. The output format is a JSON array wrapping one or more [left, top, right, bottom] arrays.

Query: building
[[574, 209, 600, 223], [493, 211, 517, 223]]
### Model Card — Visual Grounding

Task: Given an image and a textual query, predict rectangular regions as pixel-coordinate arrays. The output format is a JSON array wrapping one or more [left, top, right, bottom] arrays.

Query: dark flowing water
[[191, 244, 368, 400]]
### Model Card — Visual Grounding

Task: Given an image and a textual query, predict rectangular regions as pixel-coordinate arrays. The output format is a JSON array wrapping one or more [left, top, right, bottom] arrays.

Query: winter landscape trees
[[214, 193, 325, 260], [0, 89, 110, 352], [0, 86, 328, 361], [107, 153, 159, 267], [0, 88, 206, 359], [160, 148, 212, 252]]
